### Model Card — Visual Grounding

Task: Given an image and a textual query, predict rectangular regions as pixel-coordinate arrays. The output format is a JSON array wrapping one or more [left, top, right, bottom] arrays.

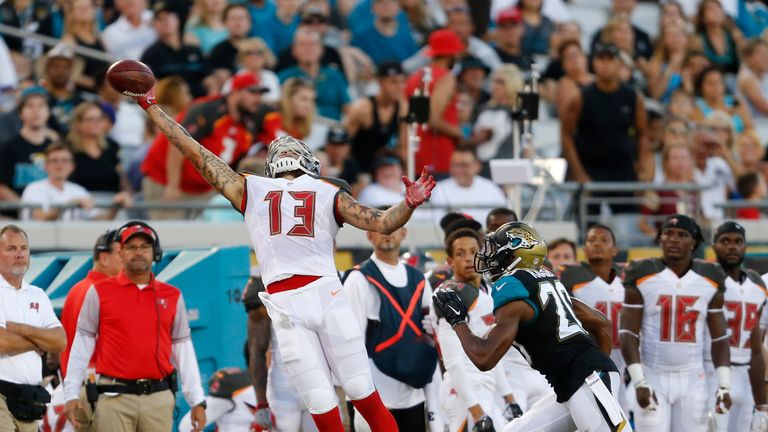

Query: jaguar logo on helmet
[[506, 228, 540, 251]]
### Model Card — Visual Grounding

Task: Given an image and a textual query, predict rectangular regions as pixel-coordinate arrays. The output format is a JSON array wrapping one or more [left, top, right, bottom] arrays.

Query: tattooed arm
[[337, 192, 414, 234], [144, 105, 245, 208]]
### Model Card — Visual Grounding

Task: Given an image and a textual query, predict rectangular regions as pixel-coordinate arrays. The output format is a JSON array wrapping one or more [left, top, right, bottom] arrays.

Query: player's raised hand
[[715, 387, 732, 414], [133, 87, 157, 111], [432, 287, 468, 327], [253, 403, 275, 431], [403, 166, 436, 208]]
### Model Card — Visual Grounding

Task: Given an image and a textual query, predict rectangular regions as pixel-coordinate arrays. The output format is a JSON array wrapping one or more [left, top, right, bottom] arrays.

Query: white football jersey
[[624, 258, 725, 370], [704, 270, 766, 364], [560, 262, 625, 370], [242, 174, 344, 285]]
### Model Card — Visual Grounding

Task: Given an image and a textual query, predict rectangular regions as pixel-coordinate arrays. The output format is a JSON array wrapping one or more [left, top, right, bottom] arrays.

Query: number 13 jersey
[[623, 258, 726, 371], [242, 174, 347, 286]]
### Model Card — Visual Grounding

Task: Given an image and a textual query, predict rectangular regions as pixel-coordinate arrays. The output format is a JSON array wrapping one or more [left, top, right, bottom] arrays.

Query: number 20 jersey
[[242, 174, 346, 286], [623, 258, 726, 371], [491, 267, 616, 402]]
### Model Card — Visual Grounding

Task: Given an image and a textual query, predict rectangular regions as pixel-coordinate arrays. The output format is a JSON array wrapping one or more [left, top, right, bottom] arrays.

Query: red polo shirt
[[60, 270, 109, 378], [88, 272, 183, 380]]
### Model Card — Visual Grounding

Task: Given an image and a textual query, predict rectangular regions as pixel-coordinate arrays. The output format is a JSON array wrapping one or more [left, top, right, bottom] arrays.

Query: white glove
[[752, 409, 768, 432], [421, 315, 434, 336]]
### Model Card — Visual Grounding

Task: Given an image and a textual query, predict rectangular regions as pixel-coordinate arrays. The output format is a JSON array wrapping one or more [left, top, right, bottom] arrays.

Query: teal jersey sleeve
[[492, 275, 538, 317]]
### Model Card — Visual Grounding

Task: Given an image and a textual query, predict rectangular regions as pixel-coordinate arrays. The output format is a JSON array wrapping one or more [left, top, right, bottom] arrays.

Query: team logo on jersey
[[506, 228, 540, 251], [29, 302, 39, 312], [157, 298, 168, 309]]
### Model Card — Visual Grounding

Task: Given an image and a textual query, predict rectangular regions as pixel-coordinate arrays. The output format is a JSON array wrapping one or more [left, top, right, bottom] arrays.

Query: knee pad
[[344, 374, 375, 400], [303, 388, 338, 414]]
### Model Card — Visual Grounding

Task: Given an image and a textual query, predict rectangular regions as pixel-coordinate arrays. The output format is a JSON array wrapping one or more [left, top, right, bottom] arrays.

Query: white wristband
[[716, 366, 730, 389], [627, 363, 646, 386]]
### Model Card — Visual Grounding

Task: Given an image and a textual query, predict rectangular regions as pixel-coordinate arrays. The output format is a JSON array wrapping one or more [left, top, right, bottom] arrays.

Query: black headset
[[93, 229, 118, 254], [116, 221, 164, 263]]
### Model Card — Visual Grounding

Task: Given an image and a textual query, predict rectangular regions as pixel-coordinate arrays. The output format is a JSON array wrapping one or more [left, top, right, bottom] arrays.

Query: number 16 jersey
[[242, 174, 347, 286], [622, 258, 726, 371]]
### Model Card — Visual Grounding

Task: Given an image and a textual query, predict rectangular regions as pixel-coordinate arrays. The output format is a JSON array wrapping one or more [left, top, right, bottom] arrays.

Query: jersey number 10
[[538, 280, 588, 341], [264, 191, 316, 237]]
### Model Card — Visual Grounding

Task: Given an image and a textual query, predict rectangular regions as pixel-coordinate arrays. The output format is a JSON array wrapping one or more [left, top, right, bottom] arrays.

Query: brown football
[[106, 60, 155, 96]]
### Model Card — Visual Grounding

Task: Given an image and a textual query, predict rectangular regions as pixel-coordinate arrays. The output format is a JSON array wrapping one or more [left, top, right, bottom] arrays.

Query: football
[[106, 59, 155, 96]]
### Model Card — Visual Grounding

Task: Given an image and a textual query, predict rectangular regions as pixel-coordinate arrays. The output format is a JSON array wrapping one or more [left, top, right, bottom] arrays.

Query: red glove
[[402, 166, 436, 208], [134, 88, 157, 110]]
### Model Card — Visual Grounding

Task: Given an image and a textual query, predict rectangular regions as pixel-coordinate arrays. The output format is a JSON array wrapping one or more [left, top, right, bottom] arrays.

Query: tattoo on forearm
[[338, 193, 412, 232]]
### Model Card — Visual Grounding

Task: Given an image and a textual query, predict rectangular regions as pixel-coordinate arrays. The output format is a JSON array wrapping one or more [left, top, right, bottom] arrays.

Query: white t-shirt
[[343, 254, 433, 410], [20, 179, 96, 221], [429, 177, 507, 222], [101, 10, 158, 60], [694, 156, 734, 220], [0, 273, 62, 385], [357, 183, 405, 208], [473, 108, 513, 162]]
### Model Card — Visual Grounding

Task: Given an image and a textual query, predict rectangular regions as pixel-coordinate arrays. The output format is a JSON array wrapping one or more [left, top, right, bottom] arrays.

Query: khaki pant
[[0, 394, 39, 432], [92, 378, 175, 432], [73, 385, 94, 432], [142, 177, 215, 220]]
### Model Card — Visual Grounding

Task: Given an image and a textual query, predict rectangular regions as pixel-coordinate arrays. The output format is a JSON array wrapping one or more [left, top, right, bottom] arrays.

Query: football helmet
[[475, 221, 547, 281], [265, 135, 321, 178]]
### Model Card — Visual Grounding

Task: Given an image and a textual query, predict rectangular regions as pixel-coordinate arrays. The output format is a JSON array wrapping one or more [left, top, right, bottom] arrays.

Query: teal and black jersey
[[491, 266, 617, 402]]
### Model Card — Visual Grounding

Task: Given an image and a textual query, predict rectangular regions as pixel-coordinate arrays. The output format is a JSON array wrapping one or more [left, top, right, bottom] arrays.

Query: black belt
[[96, 376, 171, 396], [731, 362, 750, 367]]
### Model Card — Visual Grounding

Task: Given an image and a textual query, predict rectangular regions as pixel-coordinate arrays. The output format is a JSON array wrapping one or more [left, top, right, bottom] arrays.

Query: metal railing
[[0, 23, 117, 63]]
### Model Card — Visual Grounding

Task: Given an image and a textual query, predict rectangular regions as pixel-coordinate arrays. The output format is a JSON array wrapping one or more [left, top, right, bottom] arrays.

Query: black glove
[[472, 415, 496, 432], [432, 287, 468, 327], [503, 402, 523, 421]]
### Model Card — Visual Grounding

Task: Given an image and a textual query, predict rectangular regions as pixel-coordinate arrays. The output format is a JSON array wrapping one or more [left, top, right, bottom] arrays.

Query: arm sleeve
[[491, 361, 513, 397], [76, 287, 100, 337], [177, 396, 226, 431], [171, 295, 192, 343], [437, 318, 479, 409], [342, 270, 372, 333], [171, 339, 206, 406], [62, 331, 96, 402]]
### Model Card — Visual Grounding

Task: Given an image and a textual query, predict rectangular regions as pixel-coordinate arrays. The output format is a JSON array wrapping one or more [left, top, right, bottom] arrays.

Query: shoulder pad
[[436, 279, 479, 310], [428, 265, 453, 288], [312, 175, 353, 195], [559, 262, 596, 291], [491, 275, 530, 313], [622, 258, 664, 286], [744, 268, 766, 288], [692, 259, 727, 292], [208, 368, 251, 398]]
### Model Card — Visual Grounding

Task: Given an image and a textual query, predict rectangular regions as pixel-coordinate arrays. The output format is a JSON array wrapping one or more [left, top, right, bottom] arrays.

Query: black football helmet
[[475, 221, 547, 282]]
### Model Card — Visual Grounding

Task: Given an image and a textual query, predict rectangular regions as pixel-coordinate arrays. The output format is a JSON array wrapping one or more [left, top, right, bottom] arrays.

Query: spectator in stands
[[140, 2, 209, 98], [599, 14, 645, 83], [561, 42, 650, 191], [555, 39, 593, 119], [236, 38, 280, 105], [691, 125, 735, 220], [253, 0, 301, 57], [486, 207, 518, 231], [735, 129, 763, 173], [667, 89, 696, 120], [645, 19, 690, 103], [350, 0, 419, 64], [94, 71, 147, 166], [492, 8, 530, 69], [0, 87, 57, 200], [519, 0, 555, 55], [67, 101, 127, 194], [658, 1, 687, 28], [458, 57, 490, 116], [546, 237, 576, 270], [346, 61, 405, 175], [680, 50, 711, 95], [259, 77, 317, 145], [275, 7, 345, 73], [37, 43, 86, 135], [692, 66, 753, 133], [470, 64, 524, 162], [155, 76, 193, 118], [141, 71, 268, 219], [101, 0, 157, 60], [0, 224, 66, 432], [694, 0, 743, 74], [21, 143, 130, 221], [278, 28, 349, 120], [737, 38, 768, 119], [62, 221, 206, 431], [357, 155, 406, 207], [589, 0, 652, 59], [399, 0, 440, 44], [0, 0, 49, 57], [639, 142, 698, 236], [246, 0, 276, 34], [651, 115, 690, 181], [60, 0, 109, 91], [404, 29, 463, 175], [705, 109, 738, 153], [734, 170, 766, 218], [429, 146, 507, 222], [183, 0, 228, 54], [321, 124, 363, 193], [209, 4, 252, 75]]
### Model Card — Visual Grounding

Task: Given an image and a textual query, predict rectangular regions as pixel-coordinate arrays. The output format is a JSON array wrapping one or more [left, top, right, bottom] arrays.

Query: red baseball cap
[[227, 71, 269, 94], [119, 224, 157, 245], [497, 7, 522, 25], [426, 29, 465, 57]]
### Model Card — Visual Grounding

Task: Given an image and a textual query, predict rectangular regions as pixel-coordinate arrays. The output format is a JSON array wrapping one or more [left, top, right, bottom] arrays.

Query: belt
[[96, 376, 171, 396], [267, 275, 321, 294], [731, 362, 750, 367]]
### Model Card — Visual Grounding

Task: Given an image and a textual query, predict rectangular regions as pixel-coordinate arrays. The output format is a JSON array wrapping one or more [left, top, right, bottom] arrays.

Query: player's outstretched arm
[[572, 297, 612, 355], [337, 166, 435, 234], [136, 93, 245, 208]]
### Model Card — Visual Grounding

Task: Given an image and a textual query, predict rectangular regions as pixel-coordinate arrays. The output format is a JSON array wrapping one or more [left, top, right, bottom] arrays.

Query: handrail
[[715, 200, 768, 209], [0, 23, 117, 63]]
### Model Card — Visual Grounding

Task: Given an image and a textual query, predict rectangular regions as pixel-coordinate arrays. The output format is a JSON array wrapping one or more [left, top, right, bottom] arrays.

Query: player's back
[[491, 267, 616, 402], [624, 257, 725, 370], [242, 174, 345, 285]]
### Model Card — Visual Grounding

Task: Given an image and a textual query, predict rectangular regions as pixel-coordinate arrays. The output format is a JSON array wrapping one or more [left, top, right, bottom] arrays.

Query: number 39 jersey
[[242, 174, 348, 286], [492, 267, 616, 403], [623, 258, 726, 370]]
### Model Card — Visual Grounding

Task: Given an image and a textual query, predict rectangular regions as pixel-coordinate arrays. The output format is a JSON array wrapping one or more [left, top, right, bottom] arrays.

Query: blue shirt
[[244, 0, 276, 33], [350, 22, 419, 64], [347, 0, 409, 33], [278, 66, 350, 120], [490, 274, 539, 322], [252, 12, 299, 55]]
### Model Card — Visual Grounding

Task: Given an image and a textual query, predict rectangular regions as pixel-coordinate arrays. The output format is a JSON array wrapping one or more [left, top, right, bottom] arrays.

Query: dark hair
[[742, 37, 768, 57], [585, 223, 616, 245], [453, 144, 478, 159], [485, 208, 518, 228], [223, 3, 249, 21], [92, 229, 118, 261], [548, 237, 576, 255], [0, 224, 28, 240], [445, 228, 482, 257], [557, 38, 583, 59], [694, 65, 723, 97], [736, 171, 760, 198], [44, 141, 73, 158]]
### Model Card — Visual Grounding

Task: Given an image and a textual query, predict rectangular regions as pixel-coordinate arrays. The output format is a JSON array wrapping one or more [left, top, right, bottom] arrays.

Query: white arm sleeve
[[177, 396, 230, 431], [437, 318, 479, 409], [171, 339, 205, 407], [62, 331, 96, 402], [491, 361, 513, 397]]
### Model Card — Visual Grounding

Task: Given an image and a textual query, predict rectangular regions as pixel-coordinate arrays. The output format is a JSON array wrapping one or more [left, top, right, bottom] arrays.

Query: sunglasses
[[243, 49, 264, 56], [302, 17, 326, 24]]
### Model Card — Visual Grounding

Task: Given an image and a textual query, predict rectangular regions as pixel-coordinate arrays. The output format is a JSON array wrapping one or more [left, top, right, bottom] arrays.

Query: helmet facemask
[[265, 136, 321, 178]]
